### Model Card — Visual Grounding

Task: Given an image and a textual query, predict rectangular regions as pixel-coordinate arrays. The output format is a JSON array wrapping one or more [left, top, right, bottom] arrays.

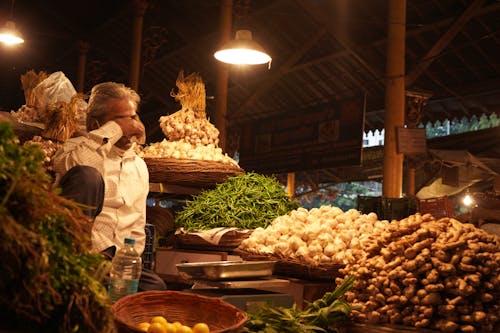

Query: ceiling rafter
[[467, 21, 500, 75], [230, 26, 328, 121], [297, 0, 384, 88], [405, 0, 486, 87], [429, 0, 490, 81], [288, 2, 500, 77]]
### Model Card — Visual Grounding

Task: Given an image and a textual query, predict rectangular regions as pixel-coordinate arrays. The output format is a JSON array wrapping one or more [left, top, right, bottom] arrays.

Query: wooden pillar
[[214, 0, 232, 152], [76, 41, 89, 93], [406, 166, 416, 196], [287, 173, 295, 198], [404, 90, 431, 197], [129, 0, 148, 91], [382, 0, 406, 198]]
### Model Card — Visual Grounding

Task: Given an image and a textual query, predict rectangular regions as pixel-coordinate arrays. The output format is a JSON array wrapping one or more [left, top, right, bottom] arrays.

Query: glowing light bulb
[[462, 193, 473, 206]]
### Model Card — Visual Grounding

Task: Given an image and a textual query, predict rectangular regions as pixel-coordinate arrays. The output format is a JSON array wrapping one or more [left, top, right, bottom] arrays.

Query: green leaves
[[175, 172, 300, 231], [0, 122, 114, 333], [244, 276, 356, 333]]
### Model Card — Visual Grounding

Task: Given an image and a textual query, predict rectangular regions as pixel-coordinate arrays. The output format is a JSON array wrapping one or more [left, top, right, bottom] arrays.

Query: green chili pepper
[[175, 172, 300, 231]]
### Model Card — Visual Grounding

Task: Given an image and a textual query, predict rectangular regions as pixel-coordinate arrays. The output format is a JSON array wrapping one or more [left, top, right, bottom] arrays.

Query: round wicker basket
[[144, 157, 245, 186], [112, 290, 247, 333]]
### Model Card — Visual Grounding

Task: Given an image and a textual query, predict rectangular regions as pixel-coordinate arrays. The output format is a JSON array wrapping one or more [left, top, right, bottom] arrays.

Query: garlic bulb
[[239, 205, 390, 266]]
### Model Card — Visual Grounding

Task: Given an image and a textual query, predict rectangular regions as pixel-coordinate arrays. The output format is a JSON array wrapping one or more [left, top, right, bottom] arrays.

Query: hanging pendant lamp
[[0, 20, 24, 45], [214, 29, 271, 65], [1, 0, 24, 46]]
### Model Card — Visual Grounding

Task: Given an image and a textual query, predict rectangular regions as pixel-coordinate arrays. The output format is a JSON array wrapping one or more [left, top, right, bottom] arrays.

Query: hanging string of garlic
[[146, 70, 240, 166], [170, 70, 206, 116], [159, 109, 219, 146], [158, 70, 220, 147], [10, 70, 49, 123], [43, 94, 84, 142], [21, 70, 49, 108]]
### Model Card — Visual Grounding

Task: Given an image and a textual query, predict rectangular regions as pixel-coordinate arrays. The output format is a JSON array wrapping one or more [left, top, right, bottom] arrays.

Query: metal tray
[[176, 260, 276, 281]]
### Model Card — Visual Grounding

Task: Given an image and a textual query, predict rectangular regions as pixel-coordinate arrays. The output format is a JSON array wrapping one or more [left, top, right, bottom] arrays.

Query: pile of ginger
[[338, 213, 499, 332]]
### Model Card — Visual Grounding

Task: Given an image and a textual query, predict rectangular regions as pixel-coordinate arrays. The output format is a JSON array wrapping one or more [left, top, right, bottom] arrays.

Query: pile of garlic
[[11, 105, 41, 123], [159, 108, 219, 147], [140, 139, 239, 166], [24, 135, 62, 172], [239, 206, 389, 266]]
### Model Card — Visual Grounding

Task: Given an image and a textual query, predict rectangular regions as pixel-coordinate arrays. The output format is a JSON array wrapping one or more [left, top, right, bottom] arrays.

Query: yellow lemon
[[137, 322, 151, 332], [172, 322, 183, 331], [148, 322, 167, 333], [164, 322, 177, 333], [192, 323, 210, 333], [151, 316, 169, 327], [177, 325, 193, 333]]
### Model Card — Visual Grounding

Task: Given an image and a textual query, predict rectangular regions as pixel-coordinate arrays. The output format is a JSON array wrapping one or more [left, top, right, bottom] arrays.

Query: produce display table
[[154, 246, 339, 309]]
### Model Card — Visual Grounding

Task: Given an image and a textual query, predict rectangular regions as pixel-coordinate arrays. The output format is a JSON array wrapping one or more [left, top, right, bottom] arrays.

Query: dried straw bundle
[[20, 70, 49, 107], [170, 70, 206, 117], [43, 93, 85, 142]]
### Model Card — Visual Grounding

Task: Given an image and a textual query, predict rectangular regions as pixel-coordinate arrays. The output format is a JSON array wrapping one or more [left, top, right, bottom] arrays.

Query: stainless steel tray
[[176, 260, 276, 281]]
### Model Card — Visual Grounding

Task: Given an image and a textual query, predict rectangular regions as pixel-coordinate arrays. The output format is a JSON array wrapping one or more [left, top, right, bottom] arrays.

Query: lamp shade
[[0, 20, 24, 45], [214, 29, 271, 65]]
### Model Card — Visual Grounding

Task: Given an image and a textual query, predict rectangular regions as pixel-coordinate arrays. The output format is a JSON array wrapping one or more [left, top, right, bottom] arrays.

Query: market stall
[[1, 68, 499, 333]]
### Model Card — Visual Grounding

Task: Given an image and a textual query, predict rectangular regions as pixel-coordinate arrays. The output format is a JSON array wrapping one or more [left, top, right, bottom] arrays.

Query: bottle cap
[[124, 237, 136, 245]]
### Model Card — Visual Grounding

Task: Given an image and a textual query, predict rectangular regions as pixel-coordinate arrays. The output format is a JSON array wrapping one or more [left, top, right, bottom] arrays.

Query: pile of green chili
[[175, 172, 300, 231]]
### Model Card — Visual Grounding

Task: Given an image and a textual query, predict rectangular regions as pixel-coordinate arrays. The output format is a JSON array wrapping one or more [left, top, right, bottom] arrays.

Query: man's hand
[[112, 116, 146, 149], [113, 116, 145, 139]]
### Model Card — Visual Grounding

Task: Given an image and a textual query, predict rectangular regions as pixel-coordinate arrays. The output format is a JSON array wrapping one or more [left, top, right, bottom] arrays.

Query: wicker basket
[[112, 290, 247, 333], [235, 249, 344, 281], [144, 157, 245, 186], [274, 259, 344, 281]]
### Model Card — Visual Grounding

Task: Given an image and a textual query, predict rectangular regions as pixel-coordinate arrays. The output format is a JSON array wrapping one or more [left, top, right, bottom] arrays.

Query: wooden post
[[382, 0, 406, 198], [129, 0, 148, 91], [214, 0, 232, 152], [76, 40, 89, 93], [406, 165, 416, 196], [287, 173, 295, 198], [404, 90, 431, 196]]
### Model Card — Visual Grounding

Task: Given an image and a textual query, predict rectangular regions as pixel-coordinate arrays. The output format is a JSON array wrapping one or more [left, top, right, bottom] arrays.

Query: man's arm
[[53, 121, 124, 174]]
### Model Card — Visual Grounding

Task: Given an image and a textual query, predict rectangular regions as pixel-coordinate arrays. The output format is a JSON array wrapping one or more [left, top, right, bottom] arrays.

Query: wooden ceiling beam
[[231, 26, 328, 119], [289, 2, 500, 75], [405, 48, 461, 99], [297, 0, 384, 87], [405, 0, 486, 87], [470, 21, 500, 75]]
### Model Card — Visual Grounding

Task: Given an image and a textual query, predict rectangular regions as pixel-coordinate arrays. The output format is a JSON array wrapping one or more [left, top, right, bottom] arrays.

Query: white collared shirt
[[53, 121, 148, 255]]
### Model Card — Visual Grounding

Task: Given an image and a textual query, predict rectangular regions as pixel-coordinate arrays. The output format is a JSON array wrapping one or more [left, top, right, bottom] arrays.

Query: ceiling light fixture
[[0, 0, 24, 46], [0, 20, 24, 45], [214, 29, 271, 66], [462, 188, 474, 207]]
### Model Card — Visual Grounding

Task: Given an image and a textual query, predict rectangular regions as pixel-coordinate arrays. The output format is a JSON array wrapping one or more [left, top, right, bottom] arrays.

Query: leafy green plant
[[244, 276, 356, 333], [0, 122, 114, 333]]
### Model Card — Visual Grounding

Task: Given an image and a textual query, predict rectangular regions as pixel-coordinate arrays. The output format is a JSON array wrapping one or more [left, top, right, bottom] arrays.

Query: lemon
[[192, 323, 210, 333], [137, 322, 151, 332], [151, 316, 169, 327], [177, 325, 193, 333], [164, 322, 177, 333], [148, 322, 167, 333], [172, 321, 183, 331]]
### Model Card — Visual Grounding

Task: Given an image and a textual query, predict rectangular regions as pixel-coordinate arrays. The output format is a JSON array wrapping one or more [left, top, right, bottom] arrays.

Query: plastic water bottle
[[108, 237, 142, 303]]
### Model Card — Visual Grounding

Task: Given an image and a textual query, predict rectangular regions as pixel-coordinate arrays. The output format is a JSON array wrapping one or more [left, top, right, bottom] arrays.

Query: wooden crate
[[417, 196, 455, 218]]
